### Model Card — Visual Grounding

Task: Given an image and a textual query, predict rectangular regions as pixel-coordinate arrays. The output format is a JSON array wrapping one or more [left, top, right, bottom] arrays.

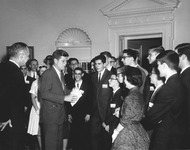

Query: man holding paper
[[40, 49, 77, 150], [68, 67, 92, 150]]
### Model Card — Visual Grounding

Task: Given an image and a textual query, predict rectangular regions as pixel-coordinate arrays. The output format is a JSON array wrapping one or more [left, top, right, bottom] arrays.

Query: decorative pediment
[[100, 0, 180, 17]]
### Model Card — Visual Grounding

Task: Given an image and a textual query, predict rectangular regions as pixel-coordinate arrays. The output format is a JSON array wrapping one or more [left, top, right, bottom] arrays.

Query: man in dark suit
[[90, 54, 112, 150], [176, 44, 190, 148], [143, 50, 188, 149], [40, 49, 77, 150], [67, 67, 92, 150], [100, 51, 116, 74], [102, 73, 123, 150], [121, 49, 148, 98], [65, 57, 90, 90], [0, 42, 30, 150]]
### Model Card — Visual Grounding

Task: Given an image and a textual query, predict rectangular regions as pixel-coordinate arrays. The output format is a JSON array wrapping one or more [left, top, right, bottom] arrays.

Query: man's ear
[[181, 54, 187, 60], [162, 62, 168, 69]]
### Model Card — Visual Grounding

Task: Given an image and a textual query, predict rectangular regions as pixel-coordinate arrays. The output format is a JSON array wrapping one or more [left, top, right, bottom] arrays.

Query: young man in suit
[[100, 51, 116, 74], [144, 46, 165, 113], [102, 73, 123, 150], [144, 50, 188, 149], [40, 49, 77, 150], [121, 49, 148, 97], [68, 67, 92, 150], [176, 45, 190, 148], [0, 42, 30, 150], [90, 54, 112, 150], [27, 59, 39, 79]]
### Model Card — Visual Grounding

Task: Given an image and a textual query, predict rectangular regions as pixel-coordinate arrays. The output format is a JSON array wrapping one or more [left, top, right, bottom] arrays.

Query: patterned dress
[[112, 87, 149, 150]]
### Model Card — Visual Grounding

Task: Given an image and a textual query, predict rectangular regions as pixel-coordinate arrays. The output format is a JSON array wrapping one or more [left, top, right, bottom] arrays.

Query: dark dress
[[112, 87, 149, 150]]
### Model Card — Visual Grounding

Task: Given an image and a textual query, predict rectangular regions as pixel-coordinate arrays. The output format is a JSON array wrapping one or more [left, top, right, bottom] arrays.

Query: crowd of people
[[0, 42, 190, 150]]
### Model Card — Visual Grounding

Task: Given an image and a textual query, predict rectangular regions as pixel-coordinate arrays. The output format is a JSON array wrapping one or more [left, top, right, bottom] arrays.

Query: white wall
[[0, 0, 189, 64], [173, 0, 190, 48]]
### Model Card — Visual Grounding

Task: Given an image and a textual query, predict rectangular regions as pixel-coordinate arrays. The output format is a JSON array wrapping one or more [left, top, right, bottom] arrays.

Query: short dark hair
[[156, 50, 179, 71], [94, 55, 106, 64], [175, 43, 190, 50], [74, 67, 84, 74], [52, 49, 69, 60], [30, 59, 38, 64], [123, 49, 139, 60], [111, 56, 117, 62], [124, 66, 142, 87], [149, 46, 165, 54], [43, 55, 53, 65], [8, 42, 28, 57], [151, 62, 165, 82], [100, 51, 112, 58], [37, 65, 47, 77], [67, 58, 79, 65], [177, 45, 190, 61]]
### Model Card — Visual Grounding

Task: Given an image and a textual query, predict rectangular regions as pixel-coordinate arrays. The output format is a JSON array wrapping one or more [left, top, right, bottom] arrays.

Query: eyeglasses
[[109, 78, 117, 81], [74, 73, 82, 75], [122, 55, 131, 59]]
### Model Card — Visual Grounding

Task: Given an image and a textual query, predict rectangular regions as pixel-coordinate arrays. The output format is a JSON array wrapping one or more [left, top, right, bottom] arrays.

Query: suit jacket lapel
[[150, 85, 163, 103], [100, 69, 108, 83], [52, 67, 65, 93]]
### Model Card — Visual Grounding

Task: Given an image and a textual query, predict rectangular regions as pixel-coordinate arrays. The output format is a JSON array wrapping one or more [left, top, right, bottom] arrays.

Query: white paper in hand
[[70, 88, 83, 106]]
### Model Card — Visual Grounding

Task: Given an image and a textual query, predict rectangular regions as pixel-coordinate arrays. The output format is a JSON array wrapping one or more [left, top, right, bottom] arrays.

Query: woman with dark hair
[[43, 55, 54, 69], [112, 66, 149, 150]]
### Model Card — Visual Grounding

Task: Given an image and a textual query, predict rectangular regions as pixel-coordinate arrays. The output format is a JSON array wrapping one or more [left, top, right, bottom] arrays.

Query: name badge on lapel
[[102, 84, 108, 88], [110, 103, 116, 108], [149, 102, 154, 108]]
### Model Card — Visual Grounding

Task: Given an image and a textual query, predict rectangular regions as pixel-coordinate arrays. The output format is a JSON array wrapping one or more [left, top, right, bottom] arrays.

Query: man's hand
[[105, 125, 110, 132], [0, 119, 12, 131], [84, 114, 90, 122], [113, 107, 120, 118], [64, 94, 78, 102], [68, 114, 72, 123]]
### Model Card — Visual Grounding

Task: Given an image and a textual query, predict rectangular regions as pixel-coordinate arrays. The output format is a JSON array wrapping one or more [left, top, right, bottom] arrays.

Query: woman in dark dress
[[112, 66, 149, 150]]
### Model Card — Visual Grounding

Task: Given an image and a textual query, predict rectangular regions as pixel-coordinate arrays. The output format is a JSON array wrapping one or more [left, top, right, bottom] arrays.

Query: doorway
[[119, 36, 162, 72]]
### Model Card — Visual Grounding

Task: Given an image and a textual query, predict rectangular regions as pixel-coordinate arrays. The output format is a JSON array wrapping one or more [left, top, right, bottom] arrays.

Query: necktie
[[77, 83, 79, 88], [98, 73, 101, 83], [33, 72, 35, 78], [60, 71, 65, 90]]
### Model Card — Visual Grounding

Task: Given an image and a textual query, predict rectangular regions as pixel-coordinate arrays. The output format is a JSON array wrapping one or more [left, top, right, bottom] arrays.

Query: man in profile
[[40, 49, 77, 150], [0, 42, 30, 150]]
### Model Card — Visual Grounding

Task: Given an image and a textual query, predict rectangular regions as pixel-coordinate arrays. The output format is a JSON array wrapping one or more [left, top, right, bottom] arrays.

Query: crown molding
[[100, 0, 180, 18]]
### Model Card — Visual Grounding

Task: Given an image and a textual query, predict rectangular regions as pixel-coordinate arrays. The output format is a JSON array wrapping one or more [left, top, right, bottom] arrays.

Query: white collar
[[9, 59, 20, 68], [165, 72, 177, 83], [75, 80, 83, 88], [98, 68, 106, 76], [106, 65, 112, 71], [113, 87, 120, 94], [53, 65, 61, 79], [180, 65, 190, 74]]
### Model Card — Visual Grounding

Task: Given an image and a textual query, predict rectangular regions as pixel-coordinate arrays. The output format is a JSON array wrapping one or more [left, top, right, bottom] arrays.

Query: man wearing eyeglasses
[[121, 49, 148, 98], [67, 67, 92, 150], [102, 74, 123, 150]]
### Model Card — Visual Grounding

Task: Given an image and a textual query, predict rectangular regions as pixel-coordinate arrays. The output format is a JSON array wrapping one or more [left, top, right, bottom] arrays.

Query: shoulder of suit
[[137, 65, 148, 76]]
